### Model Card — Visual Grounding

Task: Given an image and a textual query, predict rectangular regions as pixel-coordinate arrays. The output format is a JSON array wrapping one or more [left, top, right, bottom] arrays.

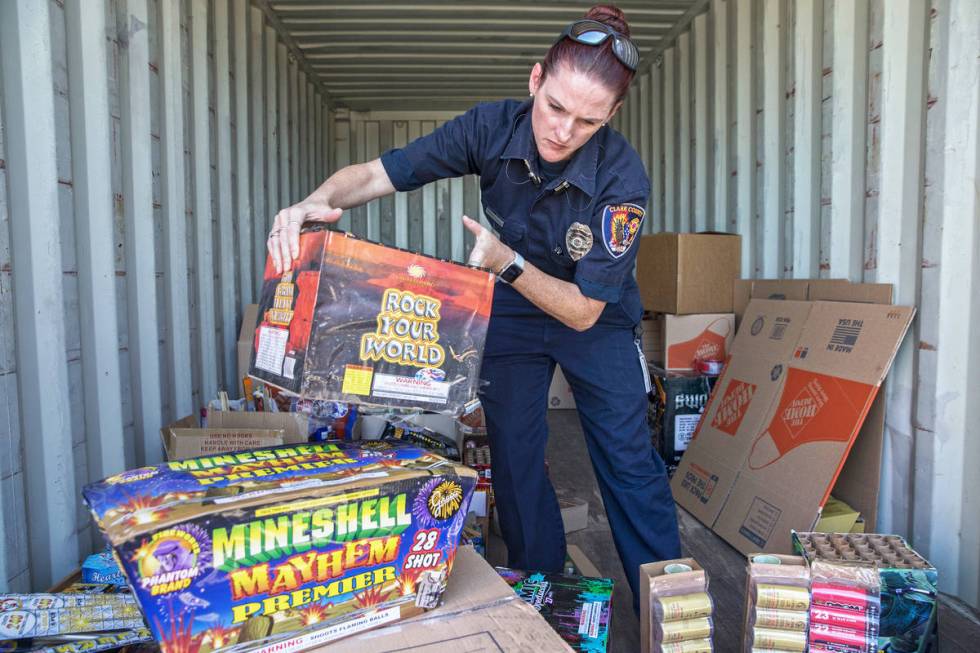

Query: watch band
[[497, 251, 525, 284]]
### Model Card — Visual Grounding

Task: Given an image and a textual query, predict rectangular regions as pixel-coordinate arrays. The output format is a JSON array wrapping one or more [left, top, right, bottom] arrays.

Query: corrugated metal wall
[[0, 0, 331, 590], [611, 0, 979, 608]]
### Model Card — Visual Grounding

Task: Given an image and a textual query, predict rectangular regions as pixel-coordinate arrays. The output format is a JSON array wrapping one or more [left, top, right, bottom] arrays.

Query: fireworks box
[[793, 532, 939, 653], [82, 441, 478, 653], [496, 568, 613, 652], [671, 283, 914, 556], [648, 368, 719, 476], [322, 546, 572, 652], [248, 228, 494, 415]]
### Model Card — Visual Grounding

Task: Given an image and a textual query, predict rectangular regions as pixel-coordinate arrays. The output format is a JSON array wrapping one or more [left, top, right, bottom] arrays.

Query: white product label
[[372, 373, 449, 404], [255, 326, 289, 375], [250, 607, 401, 653], [282, 356, 296, 380], [674, 414, 703, 451], [578, 601, 603, 639]]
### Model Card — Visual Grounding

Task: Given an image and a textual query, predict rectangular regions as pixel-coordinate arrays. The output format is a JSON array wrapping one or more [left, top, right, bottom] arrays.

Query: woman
[[266, 5, 681, 611]]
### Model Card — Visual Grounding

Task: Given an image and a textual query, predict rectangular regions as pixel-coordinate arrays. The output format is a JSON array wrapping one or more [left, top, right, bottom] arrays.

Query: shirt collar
[[500, 99, 599, 197]]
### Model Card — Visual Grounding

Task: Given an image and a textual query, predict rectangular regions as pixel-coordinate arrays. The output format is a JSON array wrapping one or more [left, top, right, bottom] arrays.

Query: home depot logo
[[710, 379, 757, 436], [782, 377, 829, 438], [695, 338, 722, 360]]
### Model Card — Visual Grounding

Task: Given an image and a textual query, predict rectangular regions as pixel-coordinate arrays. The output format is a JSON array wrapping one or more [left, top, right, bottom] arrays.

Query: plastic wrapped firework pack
[[807, 560, 881, 653], [639, 558, 714, 653], [741, 553, 811, 653], [82, 441, 477, 653], [793, 531, 938, 653]]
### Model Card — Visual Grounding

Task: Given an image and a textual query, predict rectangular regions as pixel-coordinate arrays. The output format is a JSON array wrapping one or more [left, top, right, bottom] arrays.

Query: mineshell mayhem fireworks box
[[249, 228, 494, 414], [82, 442, 477, 653], [671, 292, 914, 555]]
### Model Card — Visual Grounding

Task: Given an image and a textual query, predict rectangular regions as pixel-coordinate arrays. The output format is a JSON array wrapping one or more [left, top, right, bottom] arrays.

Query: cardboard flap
[[206, 409, 309, 444], [808, 282, 893, 305]]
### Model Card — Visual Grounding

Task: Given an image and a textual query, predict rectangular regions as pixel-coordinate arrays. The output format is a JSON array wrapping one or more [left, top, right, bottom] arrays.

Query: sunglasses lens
[[575, 30, 609, 44]]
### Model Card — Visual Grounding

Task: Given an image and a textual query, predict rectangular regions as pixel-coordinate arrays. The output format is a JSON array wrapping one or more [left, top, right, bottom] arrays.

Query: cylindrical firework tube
[[654, 617, 713, 644], [753, 607, 809, 631], [755, 584, 810, 611], [660, 638, 713, 653], [811, 582, 879, 613], [809, 622, 878, 651], [653, 593, 713, 622], [810, 605, 875, 631], [750, 627, 807, 652]]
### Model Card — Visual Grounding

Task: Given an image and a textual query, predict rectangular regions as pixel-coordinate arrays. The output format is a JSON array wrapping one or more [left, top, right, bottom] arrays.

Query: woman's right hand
[[267, 200, 343, 273]]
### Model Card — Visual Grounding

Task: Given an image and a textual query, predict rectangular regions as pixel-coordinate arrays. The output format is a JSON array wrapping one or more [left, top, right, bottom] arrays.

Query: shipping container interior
[[0, 0, 977, 620]]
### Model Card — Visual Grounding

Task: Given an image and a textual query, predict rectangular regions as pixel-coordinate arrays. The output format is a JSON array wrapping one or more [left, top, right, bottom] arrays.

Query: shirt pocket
[[486, 206, 527, 248]]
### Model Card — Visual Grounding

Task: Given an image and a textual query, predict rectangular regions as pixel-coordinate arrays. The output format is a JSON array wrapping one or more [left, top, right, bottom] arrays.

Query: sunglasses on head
[[557, 19, 640, 72]]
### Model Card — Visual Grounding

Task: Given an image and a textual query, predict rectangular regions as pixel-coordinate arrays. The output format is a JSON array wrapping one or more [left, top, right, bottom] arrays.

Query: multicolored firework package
[[496, 568, 613, 652], [82, 441, 477, 653], [249, 228, 495, 415]]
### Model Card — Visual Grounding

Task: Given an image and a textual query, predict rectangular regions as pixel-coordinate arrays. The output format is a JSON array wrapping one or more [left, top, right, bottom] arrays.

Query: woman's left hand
[[462, 215, 514, 274]]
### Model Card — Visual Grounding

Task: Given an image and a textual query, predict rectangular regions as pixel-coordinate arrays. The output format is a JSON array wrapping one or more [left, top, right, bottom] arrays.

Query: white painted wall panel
[[0, 0, 326, 591], [646, 0, 980, 609]]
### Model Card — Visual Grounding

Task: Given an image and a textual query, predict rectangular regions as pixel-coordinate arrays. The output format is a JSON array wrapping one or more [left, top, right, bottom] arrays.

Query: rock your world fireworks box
[[82, 441, 477, 653], [249, 228, 494, 414]]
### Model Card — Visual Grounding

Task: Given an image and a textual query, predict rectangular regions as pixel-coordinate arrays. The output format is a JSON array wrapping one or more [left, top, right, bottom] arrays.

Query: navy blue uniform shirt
[[381, 99, 649, 327]]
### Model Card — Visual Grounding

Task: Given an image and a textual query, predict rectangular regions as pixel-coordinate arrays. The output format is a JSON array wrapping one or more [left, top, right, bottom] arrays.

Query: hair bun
[[584, 4, 630, 37]]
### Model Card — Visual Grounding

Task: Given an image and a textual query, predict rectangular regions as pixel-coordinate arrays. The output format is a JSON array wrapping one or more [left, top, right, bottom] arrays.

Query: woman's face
[[528, 62, 621, 163]]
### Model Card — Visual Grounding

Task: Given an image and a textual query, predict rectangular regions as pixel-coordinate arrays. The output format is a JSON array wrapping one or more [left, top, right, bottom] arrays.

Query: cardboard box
[[83, 442, 478, 653], [548, 366, 576, 409], [813, 496, 861, 534], [639, 558, 707, 653], [648, 370, 719, 475], [732, 279, 885, 329], [639, 313, 663, 361], [205, 409, 309, 444], [322, 546, 573, 652], [249, 228, 494, 414], [237, 304, 260, 395], [637, 233, 741, 314], [159, 414, 285, 460], [671, 287, 914, 555], [649, 313, 735, 371]]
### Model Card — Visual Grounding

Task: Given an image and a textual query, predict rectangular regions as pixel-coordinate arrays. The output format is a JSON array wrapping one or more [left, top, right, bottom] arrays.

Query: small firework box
[[495, 568, 613, 652], [249, 228, 494, 415], [793, 532, 939, 653], [82, 441, 477, 653], [647, 368, 719, 477]]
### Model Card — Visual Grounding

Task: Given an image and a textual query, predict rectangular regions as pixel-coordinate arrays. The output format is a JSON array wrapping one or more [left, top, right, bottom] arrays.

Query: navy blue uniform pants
[[479, 314, 682, 610]]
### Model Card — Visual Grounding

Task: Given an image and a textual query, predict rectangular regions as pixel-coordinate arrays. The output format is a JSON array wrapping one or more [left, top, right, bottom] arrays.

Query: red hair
[[541, 5, 636, 102]]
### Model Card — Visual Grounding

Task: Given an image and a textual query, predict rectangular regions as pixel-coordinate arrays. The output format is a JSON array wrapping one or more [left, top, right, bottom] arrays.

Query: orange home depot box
[[249, 228, 494, 415], [650, 313, 735, 371], [636, 232, 741, 314], [671, 296, 914, 555]]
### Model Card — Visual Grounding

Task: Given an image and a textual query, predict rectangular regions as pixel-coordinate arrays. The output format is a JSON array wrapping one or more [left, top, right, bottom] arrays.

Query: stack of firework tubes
[[808, 560, 881, 653], [742, 553, 811, 653], [644, 558, 713, 653]]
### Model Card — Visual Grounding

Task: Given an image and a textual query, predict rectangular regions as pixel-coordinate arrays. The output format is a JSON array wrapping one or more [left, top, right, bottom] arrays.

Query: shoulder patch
[[601, 203, 645, 258]]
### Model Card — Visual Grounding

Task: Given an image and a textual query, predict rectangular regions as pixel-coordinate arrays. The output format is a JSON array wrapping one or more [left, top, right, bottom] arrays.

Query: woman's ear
[[606, 100, 624, 123], [528, 62, 544, 96]]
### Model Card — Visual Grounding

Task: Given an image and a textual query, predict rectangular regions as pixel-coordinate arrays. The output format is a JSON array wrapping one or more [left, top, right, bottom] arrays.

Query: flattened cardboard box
[[249, 228, 494, 415], [671, 298, 914, 555], [322, 546, 573, 652]]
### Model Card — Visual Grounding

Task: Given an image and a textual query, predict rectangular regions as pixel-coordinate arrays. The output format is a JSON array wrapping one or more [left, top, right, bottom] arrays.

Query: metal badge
[[565, 222, 593, 261]]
